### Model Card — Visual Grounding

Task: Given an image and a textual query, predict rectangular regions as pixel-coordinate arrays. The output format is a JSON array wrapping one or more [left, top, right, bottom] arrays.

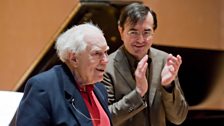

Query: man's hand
[[135, 55, 149, 97], [161, 54, 182, 87]]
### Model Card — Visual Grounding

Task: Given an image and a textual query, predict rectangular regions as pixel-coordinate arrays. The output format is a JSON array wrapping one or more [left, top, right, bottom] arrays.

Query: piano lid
[[16, 0, 142, 91]]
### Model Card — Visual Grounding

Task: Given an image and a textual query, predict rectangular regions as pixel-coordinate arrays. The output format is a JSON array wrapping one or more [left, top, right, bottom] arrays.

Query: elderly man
[[16, 23, 112, 126]]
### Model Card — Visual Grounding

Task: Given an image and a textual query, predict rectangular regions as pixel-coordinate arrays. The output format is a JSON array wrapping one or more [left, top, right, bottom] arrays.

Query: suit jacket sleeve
[[16, 78, 51, 126], [103, 72, 147, 125], [161, 77, 188, 125]]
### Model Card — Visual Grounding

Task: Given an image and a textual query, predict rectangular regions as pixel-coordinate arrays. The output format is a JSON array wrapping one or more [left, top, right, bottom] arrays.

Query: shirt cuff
[[162, 81, 175, 93]]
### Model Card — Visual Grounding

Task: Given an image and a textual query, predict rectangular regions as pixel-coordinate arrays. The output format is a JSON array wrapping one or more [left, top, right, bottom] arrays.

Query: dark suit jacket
[[103, 46, 188, 126], [15, 64, 112, 126]]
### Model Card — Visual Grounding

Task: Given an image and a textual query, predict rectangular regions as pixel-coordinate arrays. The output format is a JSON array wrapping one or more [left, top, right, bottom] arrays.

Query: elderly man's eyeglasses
[[127, 30, 154, 39]]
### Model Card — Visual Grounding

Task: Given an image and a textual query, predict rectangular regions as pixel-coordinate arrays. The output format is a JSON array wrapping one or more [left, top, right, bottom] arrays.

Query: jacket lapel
[[60, 65, 92, 126], [93, 84, 112, 124], [148, 48, 162, 106], [113, 47, 161, 107], [114, 48, 136, 90]]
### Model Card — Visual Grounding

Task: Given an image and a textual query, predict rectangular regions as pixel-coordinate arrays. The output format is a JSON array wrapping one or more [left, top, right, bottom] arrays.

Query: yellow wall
[[146, 0, 224, 50], [0, 0, 77, 90], [0, 0, 223, 90]]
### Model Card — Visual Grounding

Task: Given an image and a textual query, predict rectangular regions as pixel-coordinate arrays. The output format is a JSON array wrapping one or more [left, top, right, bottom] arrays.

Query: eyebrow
[[129, 28, 152, 31], [91, 45, 110, 52], [129, 28, 137, 31]]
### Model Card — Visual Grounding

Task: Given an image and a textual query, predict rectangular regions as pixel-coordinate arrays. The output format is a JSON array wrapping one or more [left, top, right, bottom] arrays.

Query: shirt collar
[[122, 47, 139, 69], [76, 84, 94, 93]]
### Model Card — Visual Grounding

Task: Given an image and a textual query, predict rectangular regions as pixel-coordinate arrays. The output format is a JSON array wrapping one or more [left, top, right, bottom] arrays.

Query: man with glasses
[[102, 3, 188, 126]]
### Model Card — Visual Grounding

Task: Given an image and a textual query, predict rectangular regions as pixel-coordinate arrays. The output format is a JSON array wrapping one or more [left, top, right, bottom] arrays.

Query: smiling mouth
[[134, 45, 145, 48], [96, 68, 105, 72]]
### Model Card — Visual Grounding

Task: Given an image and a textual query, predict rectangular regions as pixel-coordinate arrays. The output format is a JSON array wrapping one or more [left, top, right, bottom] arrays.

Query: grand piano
[[15, 0, 224, 125]]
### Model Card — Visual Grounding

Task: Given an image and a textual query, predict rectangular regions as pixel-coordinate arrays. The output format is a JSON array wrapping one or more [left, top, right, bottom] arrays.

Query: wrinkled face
[[119, 12, 154, 60], [73, 32, 109, 85]]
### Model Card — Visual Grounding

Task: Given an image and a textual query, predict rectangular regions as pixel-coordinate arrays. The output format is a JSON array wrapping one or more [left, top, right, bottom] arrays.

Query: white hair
[[55, 23, 104, 62]]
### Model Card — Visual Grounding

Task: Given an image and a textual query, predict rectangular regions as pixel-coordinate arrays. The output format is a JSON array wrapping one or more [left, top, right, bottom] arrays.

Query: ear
[[118, 25, 123, 34], [118, 26, 124, 41], [68, 52, 78, 66]]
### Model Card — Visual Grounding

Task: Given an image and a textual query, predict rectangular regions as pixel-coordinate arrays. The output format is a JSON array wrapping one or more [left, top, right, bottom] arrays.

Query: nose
[[137, 34, 145, 43], [101, 53, 108, 64]]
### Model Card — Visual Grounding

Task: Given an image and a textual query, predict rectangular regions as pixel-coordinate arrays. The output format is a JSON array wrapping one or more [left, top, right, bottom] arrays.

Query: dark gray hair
[[118, 2, 157, 30]]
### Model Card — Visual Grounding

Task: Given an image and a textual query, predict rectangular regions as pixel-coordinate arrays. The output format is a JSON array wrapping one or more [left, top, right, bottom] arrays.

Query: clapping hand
[[161, 54, 182, 87]]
